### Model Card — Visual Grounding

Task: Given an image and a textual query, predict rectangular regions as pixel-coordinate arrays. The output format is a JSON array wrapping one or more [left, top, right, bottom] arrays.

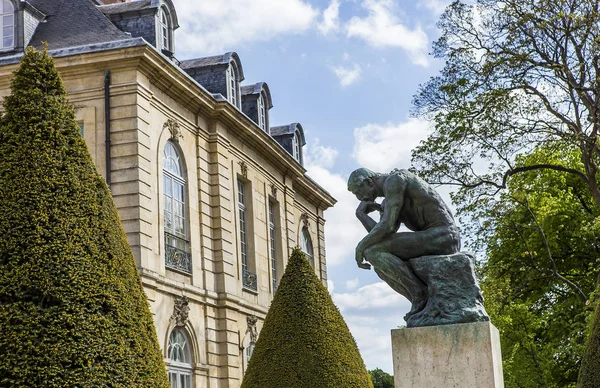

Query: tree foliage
[[368, 368, 394, 388], [0, 47, 169, 387], [412, 0, 600, 209], [474, 146, 599, 387], [411, 1, 600, 385], [579, 299, 600, 387], [241, 248, 373, 388]]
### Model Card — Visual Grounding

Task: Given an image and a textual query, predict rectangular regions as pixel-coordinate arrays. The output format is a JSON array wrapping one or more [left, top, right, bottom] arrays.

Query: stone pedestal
[[391, 321, 504, 388]]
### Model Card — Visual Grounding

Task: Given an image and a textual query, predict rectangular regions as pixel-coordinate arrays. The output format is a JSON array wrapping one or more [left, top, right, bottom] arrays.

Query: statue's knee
[[364, 246, 385, 267], [364, 246, 379, 259]]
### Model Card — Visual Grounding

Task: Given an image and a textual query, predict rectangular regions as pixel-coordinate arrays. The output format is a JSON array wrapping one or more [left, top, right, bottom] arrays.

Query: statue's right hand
[[356, 201, 382, 216], [357, 262, 371, 270]]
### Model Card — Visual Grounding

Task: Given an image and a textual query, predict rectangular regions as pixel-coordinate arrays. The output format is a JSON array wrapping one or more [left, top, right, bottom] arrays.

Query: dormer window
[[227, 62, 240, 108], [159, 5, 172, 52], [270, 123, 305, 166], [292, 131, 301, 162], [258, 92, 267, 131], [1, 0, 14, 50]]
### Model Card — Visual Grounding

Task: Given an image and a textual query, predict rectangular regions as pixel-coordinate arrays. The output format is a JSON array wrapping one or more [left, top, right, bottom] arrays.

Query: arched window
[[246, 341, 255, 366], [227, 62, 240, 108], [164, 142, 190, 273], [1, 0, 14, 50], [159, 5, 171, 51], [167, 329, 193, 388], [300, 227, 313, 266]]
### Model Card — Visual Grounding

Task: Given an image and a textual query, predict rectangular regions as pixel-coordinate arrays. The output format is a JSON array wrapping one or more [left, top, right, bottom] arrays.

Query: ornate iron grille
[[243, 267, 258, 291], [165, 232, 191, 273]]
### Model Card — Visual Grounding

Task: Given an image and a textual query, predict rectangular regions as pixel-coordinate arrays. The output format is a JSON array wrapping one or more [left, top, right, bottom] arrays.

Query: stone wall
[[36, 47, 335, 388]]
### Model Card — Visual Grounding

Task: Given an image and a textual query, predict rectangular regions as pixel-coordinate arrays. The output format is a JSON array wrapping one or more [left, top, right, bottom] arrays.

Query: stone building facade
[[0, 1, 335, 387]]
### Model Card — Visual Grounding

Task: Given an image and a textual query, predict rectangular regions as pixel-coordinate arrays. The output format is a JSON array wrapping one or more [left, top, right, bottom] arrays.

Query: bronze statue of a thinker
[[348, 168, 488, 326]]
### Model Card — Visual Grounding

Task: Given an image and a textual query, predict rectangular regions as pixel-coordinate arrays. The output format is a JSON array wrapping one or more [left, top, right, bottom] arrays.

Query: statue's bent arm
[[356, 203, 378, 232], [356, 177, 405, 256]]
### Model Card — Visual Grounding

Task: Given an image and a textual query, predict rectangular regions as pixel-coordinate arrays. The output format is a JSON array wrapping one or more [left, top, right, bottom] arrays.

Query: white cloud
[[305, 165, 365, 267], [175, 0, 318, 56], [346, 0, 430, 67], [347, 322, 396, 372], [333, 282, 407, 311], [345, 277, 360, 290], [329, 63, 362, 87], [304, 141, 364, 268], [318, 0, 341, 35], [332, 282, 411, 373], [304, 139, 339, 170], [417, 0, 452, 15], [352, 118, 431, 172], [327, 279, 335, 293]]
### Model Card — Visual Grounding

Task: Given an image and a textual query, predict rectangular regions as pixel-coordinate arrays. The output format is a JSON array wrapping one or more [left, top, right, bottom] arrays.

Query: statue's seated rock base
[[406, 252, 489, 328]]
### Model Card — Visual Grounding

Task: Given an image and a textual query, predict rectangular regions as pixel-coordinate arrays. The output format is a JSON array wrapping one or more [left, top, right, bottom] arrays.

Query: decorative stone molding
[[164, 118, 182, 143], [238, 161, 248, 179], [300, 212, 310, 228], [170, 296, 190, 327], [269, 183, 277, 197], [246, 315, 258, 343]]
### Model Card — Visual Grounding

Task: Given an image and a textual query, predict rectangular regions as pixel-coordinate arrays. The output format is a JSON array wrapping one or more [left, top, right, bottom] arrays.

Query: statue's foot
[[405, 290, 428, 320]]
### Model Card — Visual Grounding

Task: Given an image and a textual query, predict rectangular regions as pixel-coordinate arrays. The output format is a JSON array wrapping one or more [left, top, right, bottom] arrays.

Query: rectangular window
[[269, 201, 278, 291], [238, 179, 257, 291], [168, 371, 192, 388], [78, 122, 84, 137]]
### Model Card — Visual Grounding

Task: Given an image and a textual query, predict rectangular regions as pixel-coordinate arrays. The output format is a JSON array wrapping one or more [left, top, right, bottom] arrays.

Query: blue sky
[[174, 0, 453, 374]]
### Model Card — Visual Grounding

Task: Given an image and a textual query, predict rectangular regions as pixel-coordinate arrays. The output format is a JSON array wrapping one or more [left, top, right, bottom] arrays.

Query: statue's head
[[347, 168, 380, 202]]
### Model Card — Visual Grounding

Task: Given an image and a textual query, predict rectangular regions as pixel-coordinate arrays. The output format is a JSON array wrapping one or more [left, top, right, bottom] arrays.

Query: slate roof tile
[[27, 0, 130, 50]]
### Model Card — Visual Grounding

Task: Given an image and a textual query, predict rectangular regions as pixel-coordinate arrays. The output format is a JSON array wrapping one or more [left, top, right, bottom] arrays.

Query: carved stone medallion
[[239, 161, 248, 179], [300, 213, 310, 228], [164, 118, 182, 143], [246, 315, 258, 343], [269, 183, 278, 197], [171, 296, 190, 327]]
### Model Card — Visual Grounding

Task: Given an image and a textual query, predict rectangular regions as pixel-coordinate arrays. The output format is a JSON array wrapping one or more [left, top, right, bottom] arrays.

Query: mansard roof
[[241, 82, 273, 109], [270, 123, 306, 146], [27, 0, 130, 50], [180, 52, 245, 81], [97, 0, 179, 29], [97, 0, 154, 14]]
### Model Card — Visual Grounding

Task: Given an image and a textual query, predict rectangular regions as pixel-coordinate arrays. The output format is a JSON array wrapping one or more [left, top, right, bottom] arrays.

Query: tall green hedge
[[241, 248, 373, 388], [579, 298, 600, 387], [0, 47, 169, 387]]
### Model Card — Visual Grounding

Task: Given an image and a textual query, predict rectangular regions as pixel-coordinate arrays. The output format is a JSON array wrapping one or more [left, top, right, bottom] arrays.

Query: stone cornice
[[0, 43, 336, 209]]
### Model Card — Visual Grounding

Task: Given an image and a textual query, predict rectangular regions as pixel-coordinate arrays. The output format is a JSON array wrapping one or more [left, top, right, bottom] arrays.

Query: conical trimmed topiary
[[241, 248, 373, 388], [0, 47, 169, 387], [579, 299, 600, 387]]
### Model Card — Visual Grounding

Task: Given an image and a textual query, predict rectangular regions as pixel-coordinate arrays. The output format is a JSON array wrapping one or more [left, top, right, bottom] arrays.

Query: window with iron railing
[[269, 201, 278, 292], [164, 142, 191, 273], [238, 179, 257, 291]]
